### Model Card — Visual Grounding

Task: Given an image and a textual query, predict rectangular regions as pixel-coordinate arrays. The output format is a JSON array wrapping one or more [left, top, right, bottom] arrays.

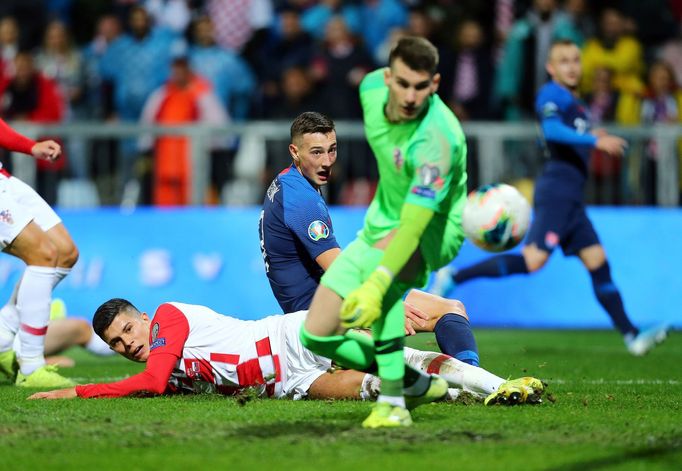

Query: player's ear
[[140, 312, 150, 322], [431, 72, 441, 94], [289, 143, 299, 162], [384, 67, 392, 86]]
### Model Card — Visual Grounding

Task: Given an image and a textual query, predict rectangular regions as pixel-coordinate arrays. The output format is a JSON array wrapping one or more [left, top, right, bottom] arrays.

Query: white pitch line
[[547, 378, 680, 385]]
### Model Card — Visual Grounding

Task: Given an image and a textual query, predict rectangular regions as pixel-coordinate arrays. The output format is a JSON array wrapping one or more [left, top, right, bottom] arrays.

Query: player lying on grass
[[28, 294, 544, 406]]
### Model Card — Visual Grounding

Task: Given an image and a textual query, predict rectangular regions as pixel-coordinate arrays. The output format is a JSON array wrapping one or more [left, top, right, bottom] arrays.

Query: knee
[[444, 299, 468, 321], [59, 243, 79, 268], [31, 238, 59, 267]]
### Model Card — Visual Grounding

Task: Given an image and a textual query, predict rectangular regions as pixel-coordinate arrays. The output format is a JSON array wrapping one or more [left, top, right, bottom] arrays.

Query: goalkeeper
[[300, 37, 468, 428]]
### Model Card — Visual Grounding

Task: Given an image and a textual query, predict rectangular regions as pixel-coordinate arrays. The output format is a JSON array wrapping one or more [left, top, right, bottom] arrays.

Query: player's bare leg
[[303, 285, 344, 336], [404, 289, 468, 333], [521, 243, 550, 272], [1, 222, 74, 388], [307, 369, 367, 400]]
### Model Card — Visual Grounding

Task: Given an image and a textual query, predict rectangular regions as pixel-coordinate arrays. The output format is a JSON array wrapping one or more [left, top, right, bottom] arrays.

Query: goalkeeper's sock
[[455, 254, 528, 283], [404, 347, 504, 395], [434, 314, 479, 366], [374, 337, 404, 397], [299, 326, 376, 371]]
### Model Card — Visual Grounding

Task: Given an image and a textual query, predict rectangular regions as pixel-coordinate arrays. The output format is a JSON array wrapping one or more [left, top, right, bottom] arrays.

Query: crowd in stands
[[0, 0, 680, 205]]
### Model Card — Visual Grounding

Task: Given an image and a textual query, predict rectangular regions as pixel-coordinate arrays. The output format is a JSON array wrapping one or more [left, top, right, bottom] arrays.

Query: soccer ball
[[462, 183, 531, 252]]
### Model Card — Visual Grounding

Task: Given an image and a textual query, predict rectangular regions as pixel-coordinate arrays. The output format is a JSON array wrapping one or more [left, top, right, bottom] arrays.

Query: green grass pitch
[[0, 330, 679, 471]]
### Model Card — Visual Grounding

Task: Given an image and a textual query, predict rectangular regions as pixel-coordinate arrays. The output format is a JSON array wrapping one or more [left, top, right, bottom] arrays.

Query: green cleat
[[484, 377, 546, 406], [362, 402, 413, 428], [16, 365, 76, 389], [0, 349, 18, 382], [405, 375, 449, 410]]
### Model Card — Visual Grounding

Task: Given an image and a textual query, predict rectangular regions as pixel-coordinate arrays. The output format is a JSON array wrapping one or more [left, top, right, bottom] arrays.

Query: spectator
[[310, 16, 374, 119], [357, 0, 408, 61], [144, 0, 192, 34], [300, 0, 361, 41], [139, 57, 229, 206], [585, 67, 623, 203], [494, 0, 582, 120], [99, 5, 183, 192], [618, 60, 682, 204], [581, 8, 645, 96], [659, 29, 682, 87], [188, 16, 256, 121], [0, 16, 19, 83], [204, 0, 274, 52], [439, 19, 496, 121], [35, 20, 87, 181], [0, 51, 65, 204]]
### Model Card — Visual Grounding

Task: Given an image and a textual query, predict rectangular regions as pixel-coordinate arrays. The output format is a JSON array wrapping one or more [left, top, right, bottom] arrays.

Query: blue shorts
[[525, 199, 600, 256]]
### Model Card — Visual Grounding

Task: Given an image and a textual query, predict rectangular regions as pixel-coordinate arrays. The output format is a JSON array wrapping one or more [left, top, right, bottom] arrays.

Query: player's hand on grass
[[596, 135, 627, 157], [31, 140, 61, 162], [340, 270, 391, 329], [404, 302, 429, 335], [27, 387, 77, 400]]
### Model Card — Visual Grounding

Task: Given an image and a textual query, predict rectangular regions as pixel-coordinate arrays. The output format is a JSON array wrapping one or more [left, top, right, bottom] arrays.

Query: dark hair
[[388, 36, 439, 75], [290, 111, 335, 143], [93, 298, 140, 339]]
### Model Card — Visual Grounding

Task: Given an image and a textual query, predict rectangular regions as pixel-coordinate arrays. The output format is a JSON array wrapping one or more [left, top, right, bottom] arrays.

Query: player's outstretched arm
[[341, 203, 434, 328], [595, 134, 628, 157], [0, 118, 37, 155], [28, 387, 77, 400]]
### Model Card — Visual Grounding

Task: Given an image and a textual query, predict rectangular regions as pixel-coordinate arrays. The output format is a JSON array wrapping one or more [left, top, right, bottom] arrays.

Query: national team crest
[[393, 147, 404, 170], [545, 231, 559, 248], [308, 220, 330, 241], [0, 209, 13, 225], [151, 323, 159, 342]]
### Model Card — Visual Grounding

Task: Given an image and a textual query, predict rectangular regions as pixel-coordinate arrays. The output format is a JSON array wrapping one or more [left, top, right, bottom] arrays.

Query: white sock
[[53, 266, 71, 289], [403, 346, 504, 395], [0, 277, 22, 350], [377, 394, 406, 408], [360, 373, 381, 401], [85, 328, 115, 356], [16, 266, 55, 375]]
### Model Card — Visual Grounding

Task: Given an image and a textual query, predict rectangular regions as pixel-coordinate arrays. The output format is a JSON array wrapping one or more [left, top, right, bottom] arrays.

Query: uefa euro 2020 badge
[[393, 147, 404, 170], [308, 220, 330, 241]]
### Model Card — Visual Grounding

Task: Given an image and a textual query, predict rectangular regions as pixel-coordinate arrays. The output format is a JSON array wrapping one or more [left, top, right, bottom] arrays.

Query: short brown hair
[[290, 112, 335, 143], [388, 36, 439, 75]]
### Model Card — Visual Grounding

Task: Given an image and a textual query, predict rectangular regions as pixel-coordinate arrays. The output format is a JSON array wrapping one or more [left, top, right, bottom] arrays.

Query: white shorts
[[0, 172, 61, 249], [279, 310, 332, 400]]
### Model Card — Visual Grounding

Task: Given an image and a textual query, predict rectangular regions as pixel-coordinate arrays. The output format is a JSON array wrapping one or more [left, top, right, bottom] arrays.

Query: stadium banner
[[0, 207, 679, 329]]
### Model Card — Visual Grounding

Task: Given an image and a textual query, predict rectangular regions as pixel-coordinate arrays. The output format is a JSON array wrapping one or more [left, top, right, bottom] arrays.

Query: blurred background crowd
[[0, 0, 681, 206]]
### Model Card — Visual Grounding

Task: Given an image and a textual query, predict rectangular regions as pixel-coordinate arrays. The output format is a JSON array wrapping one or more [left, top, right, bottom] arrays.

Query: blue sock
[[434, 314, 479, 366], [589, 262, 638, 337], [454, 254, 528, 284]]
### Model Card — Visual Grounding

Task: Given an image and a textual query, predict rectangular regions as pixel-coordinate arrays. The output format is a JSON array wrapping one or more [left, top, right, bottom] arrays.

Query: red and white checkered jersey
[[160, 302, 286, 397], [76, 302, 302, 399]]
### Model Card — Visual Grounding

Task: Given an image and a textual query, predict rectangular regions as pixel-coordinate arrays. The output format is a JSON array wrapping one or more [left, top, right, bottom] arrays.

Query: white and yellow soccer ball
[[462, 183, 531, 252]]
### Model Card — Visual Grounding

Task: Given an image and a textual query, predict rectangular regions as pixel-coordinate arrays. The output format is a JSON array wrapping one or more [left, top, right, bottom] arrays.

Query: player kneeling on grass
[[29, 298, 544, 407]]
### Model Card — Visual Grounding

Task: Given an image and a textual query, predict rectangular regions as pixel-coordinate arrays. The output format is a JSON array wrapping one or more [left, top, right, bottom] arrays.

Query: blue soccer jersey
[[535, 81, 597, 202], [259, 165, 340, 313]]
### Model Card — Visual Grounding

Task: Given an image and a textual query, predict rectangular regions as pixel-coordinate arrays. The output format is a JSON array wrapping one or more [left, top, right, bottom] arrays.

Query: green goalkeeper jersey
[[358, 68, 468, 271]]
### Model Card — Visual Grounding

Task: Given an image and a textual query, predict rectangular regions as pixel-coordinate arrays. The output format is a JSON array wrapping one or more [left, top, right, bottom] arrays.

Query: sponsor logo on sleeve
[[542, 102, 558, 118], [150, 337, 166, 350], [411, 186, 436, 199], [308, 220, 330, 241]]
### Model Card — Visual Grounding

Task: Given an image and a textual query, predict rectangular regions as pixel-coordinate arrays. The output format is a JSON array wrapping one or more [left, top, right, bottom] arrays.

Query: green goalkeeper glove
[[340, 268, 392, 329]]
